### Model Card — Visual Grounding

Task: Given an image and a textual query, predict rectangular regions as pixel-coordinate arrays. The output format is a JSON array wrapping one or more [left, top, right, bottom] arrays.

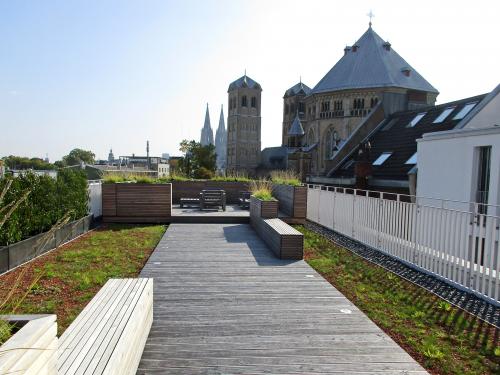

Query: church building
[[226, 74, 262, 174], [282, 24, 439, 180]]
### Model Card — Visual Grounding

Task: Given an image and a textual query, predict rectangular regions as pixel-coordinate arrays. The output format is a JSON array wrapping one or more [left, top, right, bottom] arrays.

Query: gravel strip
[[305, 221, 500, 328]]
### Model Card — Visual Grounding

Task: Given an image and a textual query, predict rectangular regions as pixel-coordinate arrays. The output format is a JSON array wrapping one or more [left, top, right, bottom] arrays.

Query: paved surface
[[138, 223, 427, 374], [172, 204, 249, 217]]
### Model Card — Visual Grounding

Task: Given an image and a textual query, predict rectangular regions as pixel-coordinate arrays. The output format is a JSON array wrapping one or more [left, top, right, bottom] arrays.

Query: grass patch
[[270, 170, 301, 186], [250, 180, 275, 201], [0, 224, 165, 335], [297, 225, 500, 375]]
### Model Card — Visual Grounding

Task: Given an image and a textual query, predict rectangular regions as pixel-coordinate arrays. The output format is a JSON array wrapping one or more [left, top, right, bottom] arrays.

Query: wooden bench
[[57, 278, 153, 375], [253, 217, 303, 259], [179, 197, 200, 208], [200, 189, 226, 211]]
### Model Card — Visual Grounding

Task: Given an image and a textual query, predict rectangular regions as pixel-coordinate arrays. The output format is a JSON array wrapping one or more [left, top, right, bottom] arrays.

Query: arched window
[[251, 96, 256, 108], [285, 104, 289, 114], [241, 96, 247, 107], [307, 128, 315, 146], [324, 128, 340, 159], [290, 103, 295, 114]]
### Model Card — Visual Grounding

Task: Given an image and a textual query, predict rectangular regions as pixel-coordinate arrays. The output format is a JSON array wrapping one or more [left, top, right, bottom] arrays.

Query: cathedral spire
[[200, 104, 214, 146], [215, 104, 227, 170]]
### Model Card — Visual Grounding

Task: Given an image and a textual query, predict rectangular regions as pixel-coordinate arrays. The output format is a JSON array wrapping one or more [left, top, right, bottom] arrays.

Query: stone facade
[[226, 75, 262, 174], [283, 27, 439, 178]]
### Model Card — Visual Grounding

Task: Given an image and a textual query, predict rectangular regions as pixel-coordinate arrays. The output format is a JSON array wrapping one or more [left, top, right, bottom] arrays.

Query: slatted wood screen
[[102, 183, 172, 223]]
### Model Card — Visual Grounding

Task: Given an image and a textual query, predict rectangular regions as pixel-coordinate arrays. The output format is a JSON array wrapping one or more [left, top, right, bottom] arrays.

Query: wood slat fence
[[307, 184, 500, 305]]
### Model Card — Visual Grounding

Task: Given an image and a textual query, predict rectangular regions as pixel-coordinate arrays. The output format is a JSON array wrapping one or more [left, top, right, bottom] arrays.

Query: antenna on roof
[[367, 10, 374, 28], [244, 68, 247, 76], [299, 75, 302, 84]]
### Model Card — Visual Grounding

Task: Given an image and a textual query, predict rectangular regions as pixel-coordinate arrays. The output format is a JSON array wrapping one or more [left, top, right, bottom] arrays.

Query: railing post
[[352, 190, 356, 238], [377, 194, 382, 249]]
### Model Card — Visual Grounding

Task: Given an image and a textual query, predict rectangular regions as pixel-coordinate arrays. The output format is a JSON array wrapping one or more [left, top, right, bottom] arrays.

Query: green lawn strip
[[0, 224, 165, 337], [296, 225, 499, 375]]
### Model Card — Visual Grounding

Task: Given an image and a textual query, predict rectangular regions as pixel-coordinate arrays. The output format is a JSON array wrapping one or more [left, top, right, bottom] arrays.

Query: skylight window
[[407, 112, 426, 127], [373, 152, 392, 166], [433, 107, 456, 123], [405, 153, 417, 165], [453, 102, 477, 120]]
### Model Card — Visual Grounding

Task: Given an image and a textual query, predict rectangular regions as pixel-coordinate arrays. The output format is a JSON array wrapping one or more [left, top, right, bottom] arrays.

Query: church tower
[[226, 74, 262, 174], [200, 104, 214, 146], [215, 104, 227, 171]]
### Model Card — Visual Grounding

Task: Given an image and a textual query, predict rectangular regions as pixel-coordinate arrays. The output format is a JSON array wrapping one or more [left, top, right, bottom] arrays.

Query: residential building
[[226, 74, 262, 174], [417, 84, 500, 210]]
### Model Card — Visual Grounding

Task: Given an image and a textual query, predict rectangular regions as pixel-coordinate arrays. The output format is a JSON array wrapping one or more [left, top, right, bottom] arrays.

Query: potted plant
[[249, 180, 278, 219]]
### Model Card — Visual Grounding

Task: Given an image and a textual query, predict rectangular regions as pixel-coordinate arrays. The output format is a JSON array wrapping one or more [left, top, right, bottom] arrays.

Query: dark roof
[[284, 81, 311, 98], [228, 75, 262, 92], [310, 27, 438, 95], [332, 93, 487, 181], [288, 113, 305, 136]]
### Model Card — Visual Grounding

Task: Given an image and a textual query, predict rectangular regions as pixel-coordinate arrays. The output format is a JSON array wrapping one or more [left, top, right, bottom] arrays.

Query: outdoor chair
[[200, 189, 226, 211], [238, 191, 251, 209]]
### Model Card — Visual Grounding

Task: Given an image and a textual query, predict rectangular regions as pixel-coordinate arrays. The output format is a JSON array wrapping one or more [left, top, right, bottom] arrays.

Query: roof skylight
[[373, 152, 392, 166], [407, 112, 426, 128], [433, 107, 456, 123], [342, 159, 355, 170], [453, 102, 477, 120], [381, 118, 398, 131], [405, 153, 417, 165]]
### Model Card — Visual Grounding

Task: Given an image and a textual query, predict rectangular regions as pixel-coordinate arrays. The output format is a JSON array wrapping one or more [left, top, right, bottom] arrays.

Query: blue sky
[[1, 0, 499, 161]]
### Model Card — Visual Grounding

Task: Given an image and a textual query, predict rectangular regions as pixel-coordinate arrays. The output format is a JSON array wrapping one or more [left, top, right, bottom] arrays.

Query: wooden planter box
[[250, 196, 279, 220], [102, 183, 172, 223], [272, 184, 307, 223], [0, 315, 58, 374], [171, 181, 250, 205]]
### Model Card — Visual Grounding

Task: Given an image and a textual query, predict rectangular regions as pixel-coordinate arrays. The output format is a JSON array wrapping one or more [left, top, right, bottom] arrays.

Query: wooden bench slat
[[78, 279, 149, 375], [58, 279, 136, 373], [57, 278, 153, 375]]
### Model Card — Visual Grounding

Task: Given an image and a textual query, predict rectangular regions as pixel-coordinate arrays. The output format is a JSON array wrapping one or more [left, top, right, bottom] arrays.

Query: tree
[[178, 140, 216, 179], [2, 155, 54, 170], [59, 148, 95, 167]]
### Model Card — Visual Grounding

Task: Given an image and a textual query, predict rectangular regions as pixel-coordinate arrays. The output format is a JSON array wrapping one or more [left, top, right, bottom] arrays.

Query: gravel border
[[305, 221, 500, 328]]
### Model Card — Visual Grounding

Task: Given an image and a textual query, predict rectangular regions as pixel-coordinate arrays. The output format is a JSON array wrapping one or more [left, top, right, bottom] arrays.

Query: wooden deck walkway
[[138, 223, 426, 374]]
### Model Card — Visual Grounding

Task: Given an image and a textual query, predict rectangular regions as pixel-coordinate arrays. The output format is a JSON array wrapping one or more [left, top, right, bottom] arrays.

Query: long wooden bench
[[254, 217, 303, 260], [57, 278, 153, 375]]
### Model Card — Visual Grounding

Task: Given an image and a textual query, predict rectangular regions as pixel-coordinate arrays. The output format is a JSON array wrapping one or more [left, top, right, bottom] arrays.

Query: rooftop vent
[[401, 67, 411, 77], [351, 44, 359, 53], [383, 41, 391, 51], [344, 46, 351, 55]]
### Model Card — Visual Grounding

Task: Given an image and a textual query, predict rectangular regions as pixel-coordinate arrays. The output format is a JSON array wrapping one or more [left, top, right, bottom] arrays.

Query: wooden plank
[[137, 223, 427, 374]]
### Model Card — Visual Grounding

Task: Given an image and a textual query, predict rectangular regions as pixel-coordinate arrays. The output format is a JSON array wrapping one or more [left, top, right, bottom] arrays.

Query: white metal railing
[[307, 184, 500, 304], [88, 181, 102, 218]]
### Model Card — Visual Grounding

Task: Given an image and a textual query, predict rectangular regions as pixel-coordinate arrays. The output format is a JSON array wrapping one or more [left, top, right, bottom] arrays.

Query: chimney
[[351, 44, 359, 53], [401, 67, 411, 77], [383, 41, 391, 51], [344, 46, 351, 55]]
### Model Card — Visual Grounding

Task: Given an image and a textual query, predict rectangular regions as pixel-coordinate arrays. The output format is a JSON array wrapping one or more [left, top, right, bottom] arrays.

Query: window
[[353, 98, 365, 109], [321, 101, 330, 112], [405, 153, 417, 164], [476, 146, 491, 214], [370, 97, 378, 108], [433, 107, 456, 123], [407, 112, 426, 127], [453, 102, 477, 120], [241, 96, 247, 107], [325, 128, 339, 159], [333, 100, 343, 111], [290, 103, 295, 114], [298, 102, 305, 113], [251, 96, 256, 108], [373, 152, 392, 166], [285, 104, 289, 114]]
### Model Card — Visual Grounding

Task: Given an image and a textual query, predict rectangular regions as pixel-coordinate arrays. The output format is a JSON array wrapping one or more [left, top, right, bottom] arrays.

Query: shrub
[[0, 169, 88, 246], [270, 170, 301, 186], [194, 167, 214, 180], [250, 180, 275, 201]]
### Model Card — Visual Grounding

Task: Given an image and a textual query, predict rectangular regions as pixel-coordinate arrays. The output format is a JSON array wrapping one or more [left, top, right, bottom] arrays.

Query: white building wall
[[461, 91, 500, 130], [417, 127, 500, 211]]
